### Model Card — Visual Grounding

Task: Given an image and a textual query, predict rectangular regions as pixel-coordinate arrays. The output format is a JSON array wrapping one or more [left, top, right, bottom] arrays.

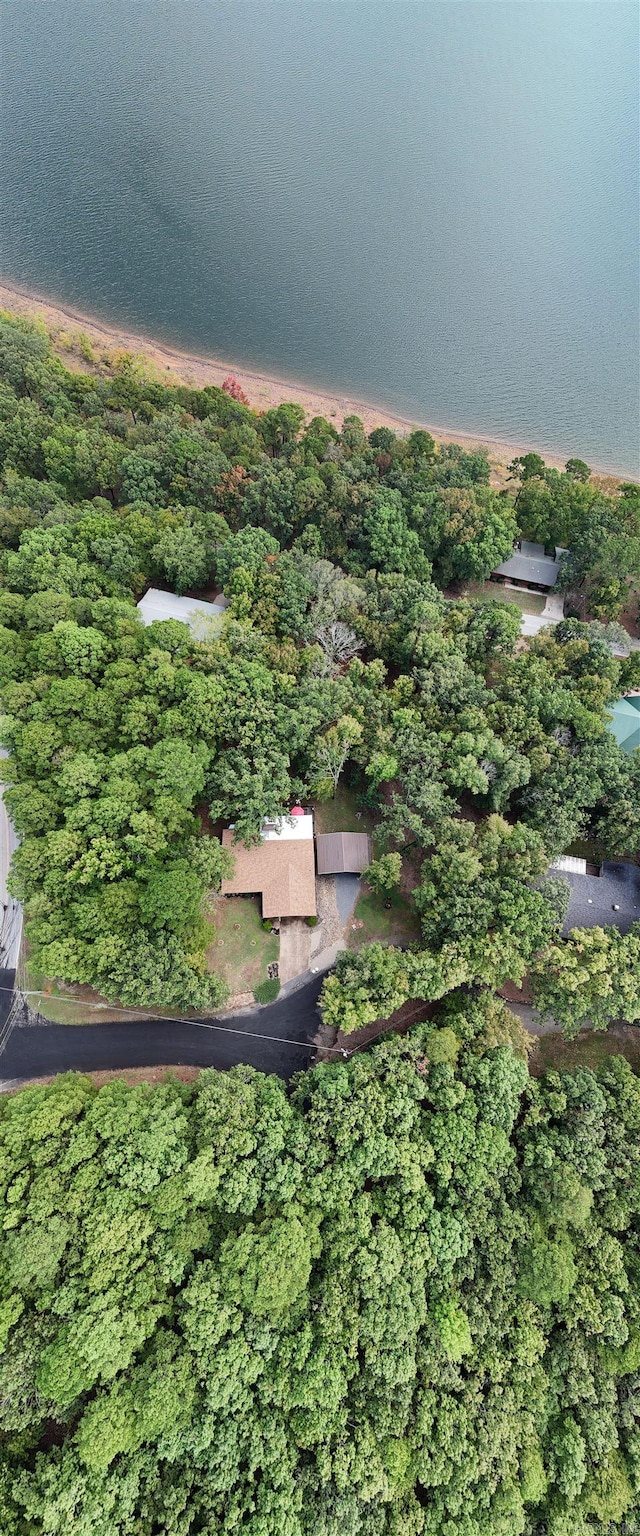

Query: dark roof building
[[492, 540, 567, 590], [315, 831, 372, 876], [550, 858, 640, 935]]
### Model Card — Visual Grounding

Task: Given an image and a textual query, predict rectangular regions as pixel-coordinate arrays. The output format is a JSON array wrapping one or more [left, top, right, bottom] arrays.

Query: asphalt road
[[0, 973, 327, 1085], [0, 968, 16, 1041]]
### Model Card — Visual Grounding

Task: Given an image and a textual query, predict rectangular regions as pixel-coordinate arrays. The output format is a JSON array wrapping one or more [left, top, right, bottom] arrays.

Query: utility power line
[[0, 982, 353, 1056]]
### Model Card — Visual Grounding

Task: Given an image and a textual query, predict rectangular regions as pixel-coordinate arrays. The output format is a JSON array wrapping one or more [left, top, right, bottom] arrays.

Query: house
[[550, 856, 640, 935], [136, 588, 228, 638], [491, 541, 567, 592], [315, 831, 372, 875], [607, 695, 640, 755], [220, 811, 317, 919]]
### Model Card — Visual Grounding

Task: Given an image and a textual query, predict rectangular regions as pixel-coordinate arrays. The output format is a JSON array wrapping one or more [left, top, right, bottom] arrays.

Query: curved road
[[0, 973, 327, 1086], [1, 750, 328, 1084]]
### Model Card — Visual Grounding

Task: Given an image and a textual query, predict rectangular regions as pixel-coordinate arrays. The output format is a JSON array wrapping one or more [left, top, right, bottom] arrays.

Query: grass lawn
[[347, 885, 421, 951], [22, 898, 280, 1020], [563, 837, 605, 864], [206, 895, 278, 995], [530, 1024, 640, 1077], [21, 952, 121, 1024], [462, 582, 547, 616], [313, 782, 377, 839]]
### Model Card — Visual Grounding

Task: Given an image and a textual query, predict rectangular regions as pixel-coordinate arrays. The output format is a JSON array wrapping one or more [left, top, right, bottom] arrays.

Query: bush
[[262, 919, 273, 931], [306, 915, 319, 926], [254, 978, 281, 1004]]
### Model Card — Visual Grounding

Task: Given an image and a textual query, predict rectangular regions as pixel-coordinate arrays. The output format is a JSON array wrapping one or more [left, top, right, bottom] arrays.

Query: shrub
[[306, 915, 319, 927], [254, 978, 281, 1004]]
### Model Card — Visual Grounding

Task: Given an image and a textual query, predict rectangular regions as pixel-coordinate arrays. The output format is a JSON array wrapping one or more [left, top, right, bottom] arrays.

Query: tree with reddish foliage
[[222, 375, 251, 406]]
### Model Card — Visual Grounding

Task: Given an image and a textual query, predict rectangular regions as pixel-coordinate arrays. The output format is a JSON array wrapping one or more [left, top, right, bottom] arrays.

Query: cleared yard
[[21, 952, 134, 1024], [530, 1025, 640, 1077], [206, 894, 278, 994], [461, 581, 547, 616], [347, 885, 421, 951], [313, 783, 377, 839]]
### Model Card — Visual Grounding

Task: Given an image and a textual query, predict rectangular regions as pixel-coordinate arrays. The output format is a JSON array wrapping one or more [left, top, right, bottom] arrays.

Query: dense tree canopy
[[0, 309, 638, 1022], [1, 311, 640, 1532], [0, 1007, 639, 1534], [511, 457, 640, 620]]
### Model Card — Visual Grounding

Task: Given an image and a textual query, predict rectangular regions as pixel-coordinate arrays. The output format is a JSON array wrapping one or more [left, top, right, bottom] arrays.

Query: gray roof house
[[492, 541, 567, 590], [550, 856, 640, 935]]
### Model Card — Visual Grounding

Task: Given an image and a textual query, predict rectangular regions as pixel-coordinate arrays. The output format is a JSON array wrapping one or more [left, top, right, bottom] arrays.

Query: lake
[[1, 0, 638, 474]]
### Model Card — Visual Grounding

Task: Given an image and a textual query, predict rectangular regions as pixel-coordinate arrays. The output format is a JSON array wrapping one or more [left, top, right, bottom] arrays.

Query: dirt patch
[[500, 977, 534, 1006], [316, 996, 437, 1063], [218, 991, 255, 1013], [618, 584, 640, 640], [399, 850, 422, 898]]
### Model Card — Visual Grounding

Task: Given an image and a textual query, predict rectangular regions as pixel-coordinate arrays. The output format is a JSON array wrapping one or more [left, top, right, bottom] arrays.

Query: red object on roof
[[290, 805, 305, 816]]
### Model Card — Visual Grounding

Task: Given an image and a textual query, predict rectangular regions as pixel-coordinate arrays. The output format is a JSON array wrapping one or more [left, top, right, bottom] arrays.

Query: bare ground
[[315, 997, 438, 1064], [2, 279, 627, 485], [1, 1065, 205, 1095], [310, 876, 345, 956]]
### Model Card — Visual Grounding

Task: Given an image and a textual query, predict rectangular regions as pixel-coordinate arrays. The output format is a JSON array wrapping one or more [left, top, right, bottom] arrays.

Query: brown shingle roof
[[221, 831, 317, 918], [315, 831, 372, 875]]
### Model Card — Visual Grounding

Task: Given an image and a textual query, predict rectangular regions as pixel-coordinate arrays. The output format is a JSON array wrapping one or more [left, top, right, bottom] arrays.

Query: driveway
[[0, 974, 327, 1088], [278, 919, 312, 983]]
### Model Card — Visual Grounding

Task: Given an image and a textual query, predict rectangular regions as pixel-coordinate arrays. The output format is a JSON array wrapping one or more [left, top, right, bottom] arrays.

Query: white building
[[136, 588, 228, 638]]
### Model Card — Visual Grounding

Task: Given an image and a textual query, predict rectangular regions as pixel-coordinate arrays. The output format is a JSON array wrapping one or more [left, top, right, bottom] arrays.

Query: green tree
[[151, 522, 210, 593], [364, 851, 402, 894], [531, 923, 640, 1036], [312, 714, 362, 798]]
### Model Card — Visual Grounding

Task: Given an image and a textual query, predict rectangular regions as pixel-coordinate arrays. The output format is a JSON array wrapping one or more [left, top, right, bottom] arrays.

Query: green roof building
[[608, 696, 640, 754]]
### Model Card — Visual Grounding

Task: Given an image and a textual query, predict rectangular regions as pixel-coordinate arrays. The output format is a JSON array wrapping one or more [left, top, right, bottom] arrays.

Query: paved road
[[0, 973, 326, 1086], [0, 968, 17, 1042]]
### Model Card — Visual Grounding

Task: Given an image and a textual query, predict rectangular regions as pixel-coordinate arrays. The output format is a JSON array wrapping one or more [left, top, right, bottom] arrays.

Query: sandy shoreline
[[0, 277, 626, 486]]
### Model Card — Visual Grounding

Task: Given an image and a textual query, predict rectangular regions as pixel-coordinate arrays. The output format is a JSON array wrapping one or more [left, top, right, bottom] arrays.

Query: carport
[[315, 831, 372, 875]]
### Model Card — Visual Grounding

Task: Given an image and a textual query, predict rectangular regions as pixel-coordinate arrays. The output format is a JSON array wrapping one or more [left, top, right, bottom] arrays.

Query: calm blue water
[[1, 1, 638, 473]]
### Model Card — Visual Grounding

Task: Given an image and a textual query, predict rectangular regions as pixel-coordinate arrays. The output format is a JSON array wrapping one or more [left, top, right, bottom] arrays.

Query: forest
[[0, 1012, 639, 1535], [0, 310, 639, 1027], [1, 312, 640, 1532]]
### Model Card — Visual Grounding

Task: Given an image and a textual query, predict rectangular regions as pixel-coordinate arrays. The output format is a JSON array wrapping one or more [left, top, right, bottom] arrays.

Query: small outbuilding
[[315, 831, 372, 876]]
